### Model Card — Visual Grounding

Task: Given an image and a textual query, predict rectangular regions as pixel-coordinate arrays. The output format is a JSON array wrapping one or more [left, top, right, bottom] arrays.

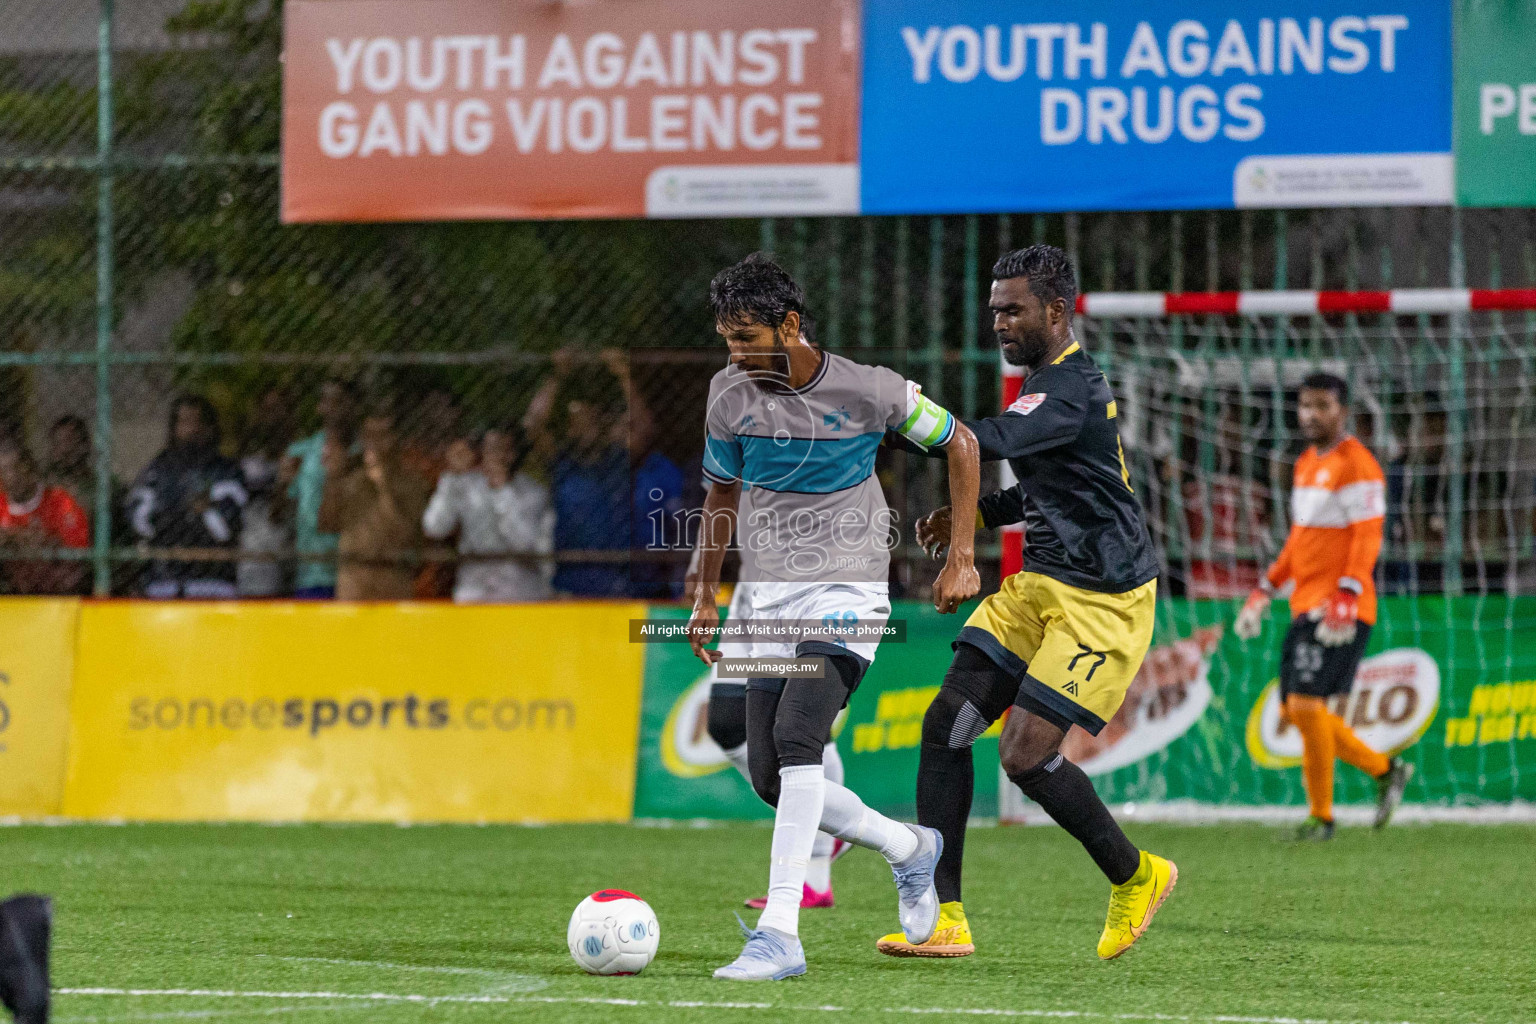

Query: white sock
[[822, 739, 844, 786], [731, 741, 836, 890], [723, 742, 752, 784], [756, 765, 825, 937], [806, 834, 833, 891], [804, 740, 843, 891], [818, 777, 918, 864]]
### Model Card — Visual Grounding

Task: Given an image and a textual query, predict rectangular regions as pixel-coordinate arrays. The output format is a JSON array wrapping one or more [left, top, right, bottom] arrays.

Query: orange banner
[[282, 0, 861, 222]]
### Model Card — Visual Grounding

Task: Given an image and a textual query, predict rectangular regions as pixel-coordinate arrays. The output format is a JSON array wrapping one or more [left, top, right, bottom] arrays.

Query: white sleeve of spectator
[[128, 486, 155, 539], [202, 508, 231, 543], [207, 476, 247, 543], [535, 489, 555, 555], [209, 479, 249, 508], [422, 476, 460, 539]]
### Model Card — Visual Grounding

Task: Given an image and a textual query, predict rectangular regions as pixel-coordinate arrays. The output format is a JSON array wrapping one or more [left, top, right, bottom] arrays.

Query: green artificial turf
[[1, 821, 1531, 1023]]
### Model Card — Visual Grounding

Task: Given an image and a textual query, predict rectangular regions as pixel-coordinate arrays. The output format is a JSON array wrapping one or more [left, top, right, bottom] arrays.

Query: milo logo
[[660, 675, 726, 779], [1246, 647, 1440, 769], [659, 672, 846, 779]]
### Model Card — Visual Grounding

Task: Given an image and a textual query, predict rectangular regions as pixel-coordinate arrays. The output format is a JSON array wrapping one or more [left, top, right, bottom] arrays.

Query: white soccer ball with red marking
[[567, 890, 660, 975]]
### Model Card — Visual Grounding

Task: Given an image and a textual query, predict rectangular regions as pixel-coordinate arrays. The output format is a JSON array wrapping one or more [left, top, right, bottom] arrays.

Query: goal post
[[997, 291, 1536, 820]]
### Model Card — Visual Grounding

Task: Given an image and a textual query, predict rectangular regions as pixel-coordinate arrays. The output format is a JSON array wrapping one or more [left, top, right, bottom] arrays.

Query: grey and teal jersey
[[702, 351, 956, 586]]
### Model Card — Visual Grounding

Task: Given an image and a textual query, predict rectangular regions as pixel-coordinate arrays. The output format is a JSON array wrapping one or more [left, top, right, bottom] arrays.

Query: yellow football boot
[[1097, 851, 1178, 960], [876, 901, 974, 958]]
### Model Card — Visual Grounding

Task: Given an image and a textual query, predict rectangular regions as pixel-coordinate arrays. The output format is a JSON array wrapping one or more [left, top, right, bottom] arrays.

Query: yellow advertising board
[[63, 601, 647, 823], [0, 599, 79, 816]]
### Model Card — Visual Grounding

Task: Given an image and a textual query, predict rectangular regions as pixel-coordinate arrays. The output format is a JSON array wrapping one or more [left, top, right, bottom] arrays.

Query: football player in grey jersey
[[688, 254, 981, 980]]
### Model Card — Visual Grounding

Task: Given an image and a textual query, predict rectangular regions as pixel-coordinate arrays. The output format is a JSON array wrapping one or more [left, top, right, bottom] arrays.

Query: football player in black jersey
[[879, 245, 1176, 962]]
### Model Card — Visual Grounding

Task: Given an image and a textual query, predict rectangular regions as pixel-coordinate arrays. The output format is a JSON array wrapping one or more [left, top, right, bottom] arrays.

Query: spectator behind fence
[[0, 437, 89, 595], [236, 387, 294, 597], [125, 394, 247, 599], [44, 415, 125, 532], [423, 426, 554, 603], [319, 405, 431, 601], [525, 351, 630, 598], [274, 377, 358, 599], [620, 360, 686, 600], [402, 386, 464, 599], [43, 415, 93, 505]]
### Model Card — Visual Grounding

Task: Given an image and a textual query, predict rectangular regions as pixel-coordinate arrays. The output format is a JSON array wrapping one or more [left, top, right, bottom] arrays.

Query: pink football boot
[[743, 839, 850, 909]]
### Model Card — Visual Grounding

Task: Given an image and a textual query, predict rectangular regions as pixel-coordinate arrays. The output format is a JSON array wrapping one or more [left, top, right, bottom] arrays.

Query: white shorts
[[709, 581, 760, 685], [736, 581, 891, 667]]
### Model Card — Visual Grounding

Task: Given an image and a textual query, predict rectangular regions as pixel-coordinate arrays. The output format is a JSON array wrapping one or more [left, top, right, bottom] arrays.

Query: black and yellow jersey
[[970, 343, 1158, 594], [888, 341, 1158, 594]]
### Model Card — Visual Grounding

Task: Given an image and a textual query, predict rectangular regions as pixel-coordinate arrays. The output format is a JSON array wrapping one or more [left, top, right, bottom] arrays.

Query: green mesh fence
[[1, 0, 1534, 615]]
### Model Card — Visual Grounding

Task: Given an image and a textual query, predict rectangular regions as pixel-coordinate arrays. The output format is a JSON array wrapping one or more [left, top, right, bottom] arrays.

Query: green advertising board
[[1090, 595, 1536, 808], [633, 596, 1536, 820], [1455, 0, 1536, 206], [632, 602, 999, 821]]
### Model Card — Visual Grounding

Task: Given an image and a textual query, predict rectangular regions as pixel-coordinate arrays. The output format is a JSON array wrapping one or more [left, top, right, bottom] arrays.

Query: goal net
[[1000, 298, 1536, 817]]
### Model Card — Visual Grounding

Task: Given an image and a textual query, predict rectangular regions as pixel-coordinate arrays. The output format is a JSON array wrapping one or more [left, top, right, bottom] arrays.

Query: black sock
[[917, 742, 973, 905], [1008, 754, 1141, 885], [0, 894, 51, 1024]]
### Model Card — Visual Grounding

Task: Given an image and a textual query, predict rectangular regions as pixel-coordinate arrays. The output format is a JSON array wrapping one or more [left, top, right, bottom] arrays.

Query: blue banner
[[859, 2, 1452, 213]]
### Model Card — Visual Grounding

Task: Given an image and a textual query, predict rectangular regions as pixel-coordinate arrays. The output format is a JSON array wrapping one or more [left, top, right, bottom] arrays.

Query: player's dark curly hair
[[993, 244, 1078, 316], [709, 252, 815, 342], [1300, 371, 1349, 405]]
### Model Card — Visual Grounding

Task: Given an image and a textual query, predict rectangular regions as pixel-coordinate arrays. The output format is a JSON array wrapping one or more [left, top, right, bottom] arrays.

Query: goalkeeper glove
[[1312, 582, 1361, 647], [1233, 585, 1272, 640]]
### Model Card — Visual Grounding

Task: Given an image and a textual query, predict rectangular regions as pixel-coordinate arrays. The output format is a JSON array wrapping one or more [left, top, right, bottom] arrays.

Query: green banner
[[634, 596, 1536, 819], [1092, 594, 1536, 807], [631, 603, 998, 821], [1454, 0, 1536, 206]]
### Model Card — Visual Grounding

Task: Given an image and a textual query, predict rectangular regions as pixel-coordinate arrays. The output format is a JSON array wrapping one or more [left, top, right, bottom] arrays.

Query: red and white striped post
[[998, 357, 1026, 579], [1075, 287, 1536, 317], [992, 287, 1536, 578]]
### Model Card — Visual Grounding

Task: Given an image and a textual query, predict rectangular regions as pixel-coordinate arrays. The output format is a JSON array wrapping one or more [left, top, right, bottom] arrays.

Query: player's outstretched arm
[[966, 371, 1090, 461], [687, 479, 740, 666], [932, 421, 981, 614], [917, 483, 1026, 556], [886, 398, 1085, 465]]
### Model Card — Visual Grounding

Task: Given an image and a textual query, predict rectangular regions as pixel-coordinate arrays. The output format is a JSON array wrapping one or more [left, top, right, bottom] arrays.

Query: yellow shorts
[[957, 572, 1157, 735]]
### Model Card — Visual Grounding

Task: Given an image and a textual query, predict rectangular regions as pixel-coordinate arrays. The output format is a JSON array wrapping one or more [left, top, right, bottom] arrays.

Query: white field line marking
[[53, 988, 1436, 1024], [259, 954, 520, 974], [58, 1001, 365, 1023], [60, 990, 519, 1006], [255, 955, 546, 993]]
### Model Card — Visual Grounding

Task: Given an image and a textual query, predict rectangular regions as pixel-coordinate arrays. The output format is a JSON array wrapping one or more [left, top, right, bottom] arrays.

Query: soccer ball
[[566, 890, 660, 975]]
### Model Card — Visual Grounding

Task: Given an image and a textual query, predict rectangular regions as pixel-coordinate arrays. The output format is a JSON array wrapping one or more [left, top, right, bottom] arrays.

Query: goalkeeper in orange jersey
[[1233, 372, 1413, 840]]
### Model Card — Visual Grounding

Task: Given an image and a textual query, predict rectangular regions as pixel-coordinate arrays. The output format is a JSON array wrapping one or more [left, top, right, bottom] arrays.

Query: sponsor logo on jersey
[[1009, 393, 1046, 416], [737, 414, 757, 431], [823, 407, 852, 431], [1245, 647, 1440, 769]]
